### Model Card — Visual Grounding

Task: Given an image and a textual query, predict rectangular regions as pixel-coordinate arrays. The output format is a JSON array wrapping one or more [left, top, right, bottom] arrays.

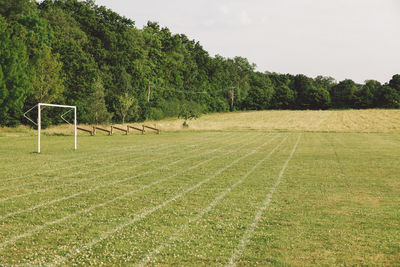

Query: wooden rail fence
[[76, 125, 160, 136], [143, 125, 161, 134], [77, 126, 93, 135], [93, 126, 112, 135], [127, 125, 145, 134], [111, 126, 128, 135]]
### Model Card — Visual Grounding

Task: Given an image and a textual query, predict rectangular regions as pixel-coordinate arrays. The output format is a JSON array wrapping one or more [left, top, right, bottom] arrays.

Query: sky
[[94, 0, 399, 83]]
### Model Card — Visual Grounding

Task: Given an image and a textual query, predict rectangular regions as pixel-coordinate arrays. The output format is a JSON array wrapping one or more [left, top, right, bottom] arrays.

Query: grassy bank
[[1, 109, 399, 137]]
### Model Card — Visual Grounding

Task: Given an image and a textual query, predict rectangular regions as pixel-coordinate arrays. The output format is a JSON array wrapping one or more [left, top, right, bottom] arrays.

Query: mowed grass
[[0, 113, 400, 265]]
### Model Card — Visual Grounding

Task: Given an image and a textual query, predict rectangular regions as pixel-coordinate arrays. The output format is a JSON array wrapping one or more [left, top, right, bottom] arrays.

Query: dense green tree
[[242, 72, 274, 110], [0, 0, 34, 19], [0, 16, 31, 126], [356, 80, 381, 108], [17, 12, 53, 53], [292, 74, 315, 108], [292, 74, 330, 109], [271, 84, 296, 109], [39, 1, 100, 122], [0, 65, 6, 107], [331, 79, 358, 108], [389, 74, 400, 93], [115, 92, 136, 124], [315, 76, 336, 93], [178, 100, 201, 127], [0, 0, 398, 128], [376, 85, 400, 108], [31, 45, 64, 103], [87, 76, 112, 124], [229, 57, 254, 109], [302, 86, 331, 109]]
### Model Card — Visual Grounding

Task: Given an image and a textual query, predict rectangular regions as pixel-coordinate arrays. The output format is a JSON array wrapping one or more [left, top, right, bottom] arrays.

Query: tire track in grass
[[1, 132, 231, 185], [50, 133, 276, 266], [227, 134, 301, 267], [0, 132, 244, 220], [0, 133, 263, 251], [139, 135, 287, 266]]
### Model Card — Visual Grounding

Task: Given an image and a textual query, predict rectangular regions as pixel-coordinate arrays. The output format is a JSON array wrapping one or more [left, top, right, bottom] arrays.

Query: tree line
[[0, 0, 399, 127]]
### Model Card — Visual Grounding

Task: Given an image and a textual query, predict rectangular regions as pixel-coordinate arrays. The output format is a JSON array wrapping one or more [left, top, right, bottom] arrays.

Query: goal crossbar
[[24, 103, 77, 153]]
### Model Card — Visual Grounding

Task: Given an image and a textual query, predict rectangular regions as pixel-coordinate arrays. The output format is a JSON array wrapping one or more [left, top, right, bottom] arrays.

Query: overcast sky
[[94, 0, 399, 83]]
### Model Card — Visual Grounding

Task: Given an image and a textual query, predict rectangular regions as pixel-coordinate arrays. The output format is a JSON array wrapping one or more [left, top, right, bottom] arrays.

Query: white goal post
[[24, 103, 77, 153]]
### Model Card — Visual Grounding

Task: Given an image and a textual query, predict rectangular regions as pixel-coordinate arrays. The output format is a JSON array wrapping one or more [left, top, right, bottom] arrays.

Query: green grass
[[0, 130, 399, 266]]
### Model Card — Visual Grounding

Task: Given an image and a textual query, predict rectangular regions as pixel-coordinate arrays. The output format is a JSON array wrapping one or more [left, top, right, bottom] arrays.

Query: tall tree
[[242, 72, 274, 110], [302, 86, 331, 109], [331, 79, 358, 108], [292, 74, 314, 108], [115, 92, 136, 124], [1, 0, 399, 127], [376, 85, 400, 108], [315, 76, 336, 94], [39, 1, 99, 122], [31, 45, 64, 103], [0, 0, 34, 19], [271, 84, 295, 109], [389, 74, 400, 93], [356, 80, 381, 108], [88, 76, 112, 124], [0, 16, 31, 126]]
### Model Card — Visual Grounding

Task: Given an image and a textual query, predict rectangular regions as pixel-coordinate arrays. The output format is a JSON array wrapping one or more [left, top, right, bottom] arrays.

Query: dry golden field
[[1, 109, 399, 137], [149, 109, 400, 132]]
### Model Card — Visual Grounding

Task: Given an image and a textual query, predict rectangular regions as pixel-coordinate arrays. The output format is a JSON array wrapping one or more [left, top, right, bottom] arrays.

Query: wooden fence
[[127, 125, 145, 134], [76, 125, 160, 136], [111, 126, 128, 135], [77, 126, 93, 135], [93, 126, 112, 135], [143, 125, 160, 134]]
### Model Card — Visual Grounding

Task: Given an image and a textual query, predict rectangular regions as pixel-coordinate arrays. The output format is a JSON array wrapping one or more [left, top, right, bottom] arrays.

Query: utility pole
[[230, 87, 235, 111], [147, 82, 151, 102]]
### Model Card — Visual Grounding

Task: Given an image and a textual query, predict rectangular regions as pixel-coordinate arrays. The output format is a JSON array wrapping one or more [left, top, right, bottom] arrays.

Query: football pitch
[[0, 131, 399, 265]]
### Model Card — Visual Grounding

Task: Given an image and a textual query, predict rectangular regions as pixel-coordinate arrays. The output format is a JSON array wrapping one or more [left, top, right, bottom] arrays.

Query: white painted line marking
[[0, 133, 261, 250], [50, 134, 272, 265], [1, 141, 173, 183], [227, 134, 301, 267], [0, 133, 240, 219], [139, 135, 287, 266], [0, 143, 178, 199], [1, 132, 232, 186]]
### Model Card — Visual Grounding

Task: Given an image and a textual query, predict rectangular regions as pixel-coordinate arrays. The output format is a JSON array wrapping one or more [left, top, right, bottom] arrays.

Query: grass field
[[0, 110, 399, 265]]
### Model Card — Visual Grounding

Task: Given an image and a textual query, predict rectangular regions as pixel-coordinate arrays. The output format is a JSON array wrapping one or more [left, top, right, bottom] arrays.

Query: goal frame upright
[[37, 103, 77, 153]]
